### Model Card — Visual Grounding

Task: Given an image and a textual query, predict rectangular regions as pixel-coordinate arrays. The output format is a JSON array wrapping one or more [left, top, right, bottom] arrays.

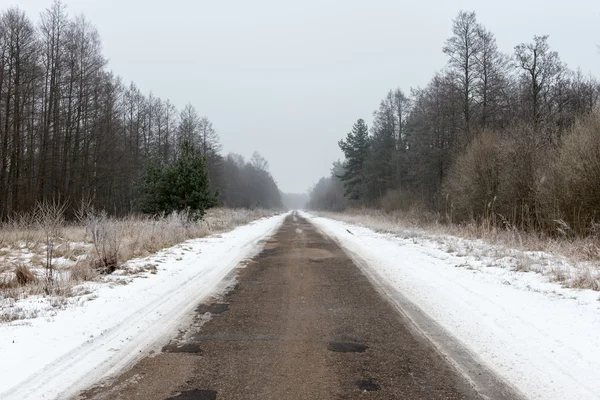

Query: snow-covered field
[[302, 212, 600, 400], [0, 213, 286, 400]]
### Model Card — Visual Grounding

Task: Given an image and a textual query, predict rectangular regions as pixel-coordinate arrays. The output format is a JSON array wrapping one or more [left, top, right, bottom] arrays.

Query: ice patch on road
[[302, 211, 600, 400]]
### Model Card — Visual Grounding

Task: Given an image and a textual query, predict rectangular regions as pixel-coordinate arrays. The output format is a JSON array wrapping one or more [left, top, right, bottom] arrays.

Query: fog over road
[[80, 214, 519, 400]]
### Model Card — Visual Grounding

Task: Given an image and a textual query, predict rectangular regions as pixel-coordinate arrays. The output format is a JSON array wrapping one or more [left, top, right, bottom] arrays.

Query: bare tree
[[178, 103, 200, 148], [0, 7, 38, 217], [198, 117, 221, 157], [514, 35, 565, 130], [443, 11, 481, 143], [474, 25, 510, 129], [35, 200, 67, 293], [38, 0, 68, 201], [250, 151, 269, 171]]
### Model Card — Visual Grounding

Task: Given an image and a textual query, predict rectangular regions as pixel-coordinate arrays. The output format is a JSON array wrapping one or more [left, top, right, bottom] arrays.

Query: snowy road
[[0, 213, 286, 400], [303, 212, 600, 400], [80, 213, 513, 400], [2, 211, 598, 399]]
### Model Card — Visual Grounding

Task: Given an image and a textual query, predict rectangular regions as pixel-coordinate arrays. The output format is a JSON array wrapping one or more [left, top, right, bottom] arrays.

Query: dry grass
[[0, 272, 73, 300], [0, 207, 277, 322], [69, 261, 98, 282], [14, 264, 38, 286], [318, 208, 600, 260], [92, 208, 276, 262], [315, 208, 600, 291], [0, 304, 39, 322]]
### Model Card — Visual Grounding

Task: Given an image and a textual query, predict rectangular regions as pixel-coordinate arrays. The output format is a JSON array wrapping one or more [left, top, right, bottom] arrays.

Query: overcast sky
[[9, 0, 600, 193]]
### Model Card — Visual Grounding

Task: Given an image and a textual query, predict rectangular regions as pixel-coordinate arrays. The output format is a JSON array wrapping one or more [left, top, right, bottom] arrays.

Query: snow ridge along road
[[302, 212, 600, 400], [0, 213, 287, 400]]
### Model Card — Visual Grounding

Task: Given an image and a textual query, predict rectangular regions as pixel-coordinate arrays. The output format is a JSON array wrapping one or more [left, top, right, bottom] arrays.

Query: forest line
[[309, 11, 600, 236], [0, 1, 282, 220]]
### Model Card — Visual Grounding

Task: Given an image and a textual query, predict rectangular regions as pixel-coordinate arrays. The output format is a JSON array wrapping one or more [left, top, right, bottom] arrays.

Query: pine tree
[[138, 157, 167, 215], [367, 94, 400, 200], [138, 141, 217, 219], [165, 141, 218, 219], [338, 119, 370, 200]]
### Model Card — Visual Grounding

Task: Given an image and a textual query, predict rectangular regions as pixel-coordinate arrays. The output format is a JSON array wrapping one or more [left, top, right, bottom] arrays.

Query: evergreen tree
[[138, 141, 217, 219], [367, 95, 400, 200], [138, 157, 168, 215], [337, 119, 370, 200], [165, 141, 218, 218]]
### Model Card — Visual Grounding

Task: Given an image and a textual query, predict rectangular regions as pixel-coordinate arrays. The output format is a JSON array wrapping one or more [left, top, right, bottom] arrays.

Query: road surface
[[79, 214, 518, 400]]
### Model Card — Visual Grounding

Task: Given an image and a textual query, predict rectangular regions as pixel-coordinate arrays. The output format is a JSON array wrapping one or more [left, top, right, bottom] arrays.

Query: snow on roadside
[[313, 211, 600, 290], [0, 213, 286, 400], [302, 212, 600, 400]]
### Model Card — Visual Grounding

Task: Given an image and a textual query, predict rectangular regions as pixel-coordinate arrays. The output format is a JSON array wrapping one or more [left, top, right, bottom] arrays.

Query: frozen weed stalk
[[34, 201, 67, 294]]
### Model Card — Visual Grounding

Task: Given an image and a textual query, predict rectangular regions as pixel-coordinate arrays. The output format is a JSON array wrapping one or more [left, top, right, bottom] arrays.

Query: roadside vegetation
[[308, 11, 600, 290], [0, 205, 277, 322]]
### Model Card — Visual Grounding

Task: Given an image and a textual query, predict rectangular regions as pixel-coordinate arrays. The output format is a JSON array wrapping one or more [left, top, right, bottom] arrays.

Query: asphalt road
[[79, 214, 516, 400]]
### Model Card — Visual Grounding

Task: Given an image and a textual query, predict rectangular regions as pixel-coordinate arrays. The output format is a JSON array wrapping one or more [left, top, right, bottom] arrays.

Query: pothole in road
[[356, 379, 381, 391], [327, 341, 369, 353], [165, 389, 217, 400], [309, 259, 324, 263], [196, 303, 229, 315], [161, 343, 203, 354]]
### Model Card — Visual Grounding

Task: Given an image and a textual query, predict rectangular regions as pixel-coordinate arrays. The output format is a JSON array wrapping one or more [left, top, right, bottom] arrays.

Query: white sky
[[9, 0, 600, 193]]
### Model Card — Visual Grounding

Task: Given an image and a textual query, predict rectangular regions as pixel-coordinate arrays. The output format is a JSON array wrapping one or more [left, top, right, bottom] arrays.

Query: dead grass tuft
[[513, 255, 534, 273], [14, 264, 38, 286], [578, 240, 600, 261], [0, 306, 39, 322], [570, 269, 600, 291], [69, 261, 98, 282], [0, 275, 16, 290]]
